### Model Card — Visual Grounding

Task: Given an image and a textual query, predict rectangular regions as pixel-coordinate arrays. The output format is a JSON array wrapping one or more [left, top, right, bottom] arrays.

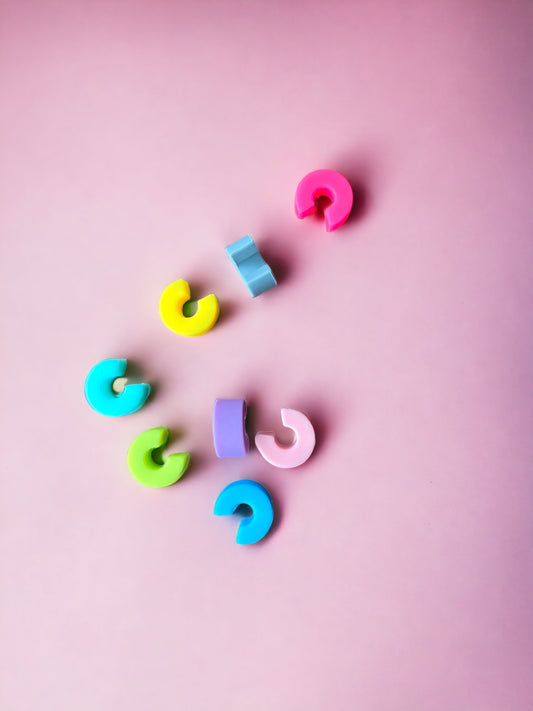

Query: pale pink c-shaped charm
[[254, 408, 316, 469]]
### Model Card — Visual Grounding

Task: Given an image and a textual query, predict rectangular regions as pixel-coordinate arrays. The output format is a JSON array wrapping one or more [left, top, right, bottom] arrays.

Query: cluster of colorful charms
[[84, 169, 353, 544]]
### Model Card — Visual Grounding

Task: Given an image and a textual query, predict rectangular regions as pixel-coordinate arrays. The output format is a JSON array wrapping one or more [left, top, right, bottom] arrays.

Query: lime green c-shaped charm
[[127, 427, 190, 488]]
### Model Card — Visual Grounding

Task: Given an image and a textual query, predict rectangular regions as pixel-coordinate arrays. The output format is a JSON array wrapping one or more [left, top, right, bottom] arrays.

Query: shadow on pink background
[[1, 2, 532, 710]]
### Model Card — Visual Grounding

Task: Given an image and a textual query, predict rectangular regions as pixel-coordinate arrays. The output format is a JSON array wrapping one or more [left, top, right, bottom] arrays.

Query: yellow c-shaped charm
[[159, 279, 220, 337]]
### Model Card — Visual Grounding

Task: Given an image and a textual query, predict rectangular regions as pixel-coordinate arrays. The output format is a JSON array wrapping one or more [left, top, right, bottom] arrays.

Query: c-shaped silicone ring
[[295, 169, 353, 232], [127, 427, 190, 488], [159, 279, 220, 336], [212, 399, 250, 457], [84, 358, 150, 417], [214, 479, 274, 545], [255, 408, 316, 468]]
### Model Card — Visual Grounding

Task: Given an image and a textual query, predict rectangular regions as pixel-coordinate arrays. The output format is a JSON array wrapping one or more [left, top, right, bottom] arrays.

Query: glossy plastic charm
[[295, 169, 353, 231], [225, 235, 277, 297], [214, 479, 274, 544], [212, 398, 249, 457], [159, 279, 219, 336], [255, 408, 315, 468], [84, 358, 150, 417], [127, 426, 190, 488]]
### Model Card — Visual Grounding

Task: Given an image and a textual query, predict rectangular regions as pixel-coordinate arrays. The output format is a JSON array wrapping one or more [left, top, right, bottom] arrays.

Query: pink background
[[1, 2, 533, 709]]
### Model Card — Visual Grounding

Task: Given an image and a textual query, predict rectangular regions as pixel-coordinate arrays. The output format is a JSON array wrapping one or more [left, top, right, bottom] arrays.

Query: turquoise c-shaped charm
[[84, 358, 150, 417]]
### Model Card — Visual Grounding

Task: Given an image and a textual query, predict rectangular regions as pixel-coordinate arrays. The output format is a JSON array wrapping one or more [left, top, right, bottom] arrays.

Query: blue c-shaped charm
[[84, 358, 151, 417], [214, 479, 274, 545]]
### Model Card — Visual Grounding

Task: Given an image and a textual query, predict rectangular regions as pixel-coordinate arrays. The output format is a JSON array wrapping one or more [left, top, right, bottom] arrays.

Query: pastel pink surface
[[1, 2, 533, 711], [255, 408, 316, 468]]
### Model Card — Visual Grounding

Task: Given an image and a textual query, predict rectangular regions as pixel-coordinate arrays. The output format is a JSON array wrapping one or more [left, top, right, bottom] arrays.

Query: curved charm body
[[159, 279, 219, 336], [255, 408, 315, 468], [84, 358, 150, 417], [212, 398, 250, 457], [127, 427, 190, 488], [224, 235, 277, 297], [214, 479, 274, 544], [295, 169, 353, 231]]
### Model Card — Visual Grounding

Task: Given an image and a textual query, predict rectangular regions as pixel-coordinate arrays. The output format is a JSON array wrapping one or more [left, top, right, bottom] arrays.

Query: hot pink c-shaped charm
[[254, 408, 316, 469], [295, 169, 353, 232]]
